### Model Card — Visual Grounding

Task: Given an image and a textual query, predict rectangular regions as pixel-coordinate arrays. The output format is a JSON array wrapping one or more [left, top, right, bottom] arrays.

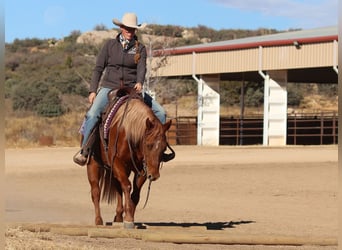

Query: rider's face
[[120, 25, 136, 41]]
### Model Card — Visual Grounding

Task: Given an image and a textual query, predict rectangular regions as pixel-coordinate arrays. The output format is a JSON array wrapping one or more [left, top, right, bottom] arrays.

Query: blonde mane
[[111, 98, 157, 144]]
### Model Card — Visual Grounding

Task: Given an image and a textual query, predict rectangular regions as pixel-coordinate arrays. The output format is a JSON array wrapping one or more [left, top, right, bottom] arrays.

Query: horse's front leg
[[131, 173, 147, 215], [115, 168, 135, 228], [121, 180, 135, 228], [112, 178, 124, 222], [87, 159, 104, 225]]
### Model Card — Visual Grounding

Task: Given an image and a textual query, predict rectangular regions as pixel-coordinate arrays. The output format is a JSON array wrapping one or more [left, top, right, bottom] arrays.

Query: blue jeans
[[80, 87, 166, 147], [143, 92, 166, 124], [81, 87, 112, 147]]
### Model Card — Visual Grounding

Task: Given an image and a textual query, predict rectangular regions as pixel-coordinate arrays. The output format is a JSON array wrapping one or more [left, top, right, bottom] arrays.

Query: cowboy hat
[[112, 13, 147, 29]]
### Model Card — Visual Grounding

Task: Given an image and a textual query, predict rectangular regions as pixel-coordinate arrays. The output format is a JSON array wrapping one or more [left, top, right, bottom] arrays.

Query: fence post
[[320, 112, 324, 145], [294, 114, 297, 145], [236, 119, 239, 145], [333, 112, 336, 144]]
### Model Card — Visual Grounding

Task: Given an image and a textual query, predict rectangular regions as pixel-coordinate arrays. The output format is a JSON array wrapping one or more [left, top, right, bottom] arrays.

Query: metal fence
[[167, 117, 197, 145], [287, 112, 338, 145], [166, 112, 338, 146]]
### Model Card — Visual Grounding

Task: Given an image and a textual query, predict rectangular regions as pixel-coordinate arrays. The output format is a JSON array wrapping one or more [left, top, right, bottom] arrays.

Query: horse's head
[[142, 118, 172, 181]]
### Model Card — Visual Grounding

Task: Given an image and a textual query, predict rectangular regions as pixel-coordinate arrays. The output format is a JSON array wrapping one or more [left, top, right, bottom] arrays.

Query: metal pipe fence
[[166, 112, 338, 145], [287, 112, 338, 145]]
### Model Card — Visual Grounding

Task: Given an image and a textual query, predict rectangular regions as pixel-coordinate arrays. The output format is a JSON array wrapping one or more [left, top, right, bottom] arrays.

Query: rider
[[73, 12, 166, 166]]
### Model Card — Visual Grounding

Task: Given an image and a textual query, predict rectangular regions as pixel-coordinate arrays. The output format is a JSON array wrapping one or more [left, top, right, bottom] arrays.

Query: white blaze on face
[[154, 140, 161, 150]]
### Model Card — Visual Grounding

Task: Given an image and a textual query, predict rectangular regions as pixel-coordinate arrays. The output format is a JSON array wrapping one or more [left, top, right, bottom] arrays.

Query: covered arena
[[151, 26, 338, 146]]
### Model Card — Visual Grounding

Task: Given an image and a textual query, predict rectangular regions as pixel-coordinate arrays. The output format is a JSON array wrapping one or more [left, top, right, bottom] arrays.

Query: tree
[[287, 83, 303, 106], [94, 24, 108, 31], [36, 88, 65, 117], [11, 81, 64, 117], [245, 83, 264, 107], [12, 81, 49, 111]]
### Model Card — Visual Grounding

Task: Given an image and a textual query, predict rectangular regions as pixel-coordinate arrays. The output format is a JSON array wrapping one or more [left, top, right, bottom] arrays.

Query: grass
[[5, 112, 84, 148]]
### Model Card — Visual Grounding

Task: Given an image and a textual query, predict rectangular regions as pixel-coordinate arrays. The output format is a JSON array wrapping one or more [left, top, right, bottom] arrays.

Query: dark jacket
[[90, 33, 147, 93]]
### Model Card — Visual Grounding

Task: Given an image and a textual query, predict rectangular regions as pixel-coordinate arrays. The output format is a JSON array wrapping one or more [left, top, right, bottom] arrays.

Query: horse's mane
[[111, 98, 158, 145]]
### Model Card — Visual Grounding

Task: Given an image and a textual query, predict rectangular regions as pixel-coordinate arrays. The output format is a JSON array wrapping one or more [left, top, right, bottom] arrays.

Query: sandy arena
[[5, 145, 338, 250]]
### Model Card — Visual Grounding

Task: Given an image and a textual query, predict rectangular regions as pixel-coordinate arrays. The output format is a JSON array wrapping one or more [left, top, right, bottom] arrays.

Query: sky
[[5, 0, 338, 43]]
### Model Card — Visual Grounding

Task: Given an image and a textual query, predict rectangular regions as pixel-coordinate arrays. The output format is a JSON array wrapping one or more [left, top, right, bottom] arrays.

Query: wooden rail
[[7, 223, 337, 246]]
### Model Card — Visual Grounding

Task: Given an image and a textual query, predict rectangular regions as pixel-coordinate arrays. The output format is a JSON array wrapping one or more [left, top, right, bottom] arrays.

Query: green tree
[[287, 83, 303, 106], [220, 81, 241, 106], [36, 88, 64, 117], [11, 81, 64, 117], [317, 84, 337, 97], [244, 83, 264, 107], [12, 81, 49, 111]]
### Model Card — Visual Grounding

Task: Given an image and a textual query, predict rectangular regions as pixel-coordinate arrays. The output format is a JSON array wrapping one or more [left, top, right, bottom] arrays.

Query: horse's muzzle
[[147, 172, 160, 181]]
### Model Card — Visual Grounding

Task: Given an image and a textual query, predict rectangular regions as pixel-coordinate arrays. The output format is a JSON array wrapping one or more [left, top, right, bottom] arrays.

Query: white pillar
[[197, 75, 220, 146], [263, 70, 288, 146]]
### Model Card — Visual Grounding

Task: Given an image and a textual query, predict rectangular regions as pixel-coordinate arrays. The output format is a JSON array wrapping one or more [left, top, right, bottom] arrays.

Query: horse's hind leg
[[87, 159, 104, 225]]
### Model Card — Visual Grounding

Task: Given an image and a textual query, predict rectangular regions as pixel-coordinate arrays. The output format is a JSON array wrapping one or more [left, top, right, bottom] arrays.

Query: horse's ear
[[163, 120, 172, 131]]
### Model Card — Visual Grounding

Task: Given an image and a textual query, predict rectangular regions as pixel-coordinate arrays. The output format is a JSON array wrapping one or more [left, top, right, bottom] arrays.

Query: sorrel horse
[[86, 89, 174, 228]]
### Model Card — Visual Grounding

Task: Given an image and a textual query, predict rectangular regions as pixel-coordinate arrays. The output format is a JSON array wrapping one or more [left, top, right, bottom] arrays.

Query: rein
[[142, 179, 152, 209], [127, 137, 147, 177]]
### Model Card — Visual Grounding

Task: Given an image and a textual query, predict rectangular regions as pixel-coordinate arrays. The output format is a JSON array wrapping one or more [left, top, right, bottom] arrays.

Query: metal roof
[[157, 26, 338, 55], [151, 26, 338, 83]]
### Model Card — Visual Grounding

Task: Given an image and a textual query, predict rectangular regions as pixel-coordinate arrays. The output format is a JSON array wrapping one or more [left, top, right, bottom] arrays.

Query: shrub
[[11, 81, 64, 117], [36, 88, 65, 117], [12, 81, 49, 111]]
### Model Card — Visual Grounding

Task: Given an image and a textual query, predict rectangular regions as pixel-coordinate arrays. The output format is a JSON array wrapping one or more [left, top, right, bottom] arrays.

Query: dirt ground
[[5, 145, 338, 250]]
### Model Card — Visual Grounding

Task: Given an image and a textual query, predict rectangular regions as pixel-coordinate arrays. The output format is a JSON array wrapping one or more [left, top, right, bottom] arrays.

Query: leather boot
[[73, 149, 88, 166]]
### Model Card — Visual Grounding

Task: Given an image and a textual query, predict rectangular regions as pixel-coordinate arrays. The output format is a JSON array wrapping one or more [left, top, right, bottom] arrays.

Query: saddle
[[100, 87, 142, 141], [84, 86, 175, 164]]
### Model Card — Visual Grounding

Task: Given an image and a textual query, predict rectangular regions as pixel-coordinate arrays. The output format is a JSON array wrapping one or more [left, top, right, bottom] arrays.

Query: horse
[[86, 89, 174, 228]]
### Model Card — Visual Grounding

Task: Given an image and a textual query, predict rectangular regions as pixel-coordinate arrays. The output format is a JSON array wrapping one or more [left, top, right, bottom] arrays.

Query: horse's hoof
[[114, 215, 123, 222], [123, 221, 135, 229], [95, 217, 103, 225]]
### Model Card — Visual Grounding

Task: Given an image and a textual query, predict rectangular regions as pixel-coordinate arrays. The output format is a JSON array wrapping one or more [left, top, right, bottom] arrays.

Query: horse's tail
[[99, 168, 118, 204]]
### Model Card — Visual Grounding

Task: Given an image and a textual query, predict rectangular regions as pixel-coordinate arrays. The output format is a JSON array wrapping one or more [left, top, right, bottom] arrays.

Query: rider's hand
[[134, 82, 143, 93], [88, 92, 96, 104]]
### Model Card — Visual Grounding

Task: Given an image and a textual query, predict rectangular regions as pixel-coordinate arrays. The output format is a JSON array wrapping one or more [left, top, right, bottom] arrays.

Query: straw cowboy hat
[[112, 13, 147, 29]]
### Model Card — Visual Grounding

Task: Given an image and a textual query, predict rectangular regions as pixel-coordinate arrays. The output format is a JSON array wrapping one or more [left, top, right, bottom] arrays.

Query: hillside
[[4, 25, 338, 148]]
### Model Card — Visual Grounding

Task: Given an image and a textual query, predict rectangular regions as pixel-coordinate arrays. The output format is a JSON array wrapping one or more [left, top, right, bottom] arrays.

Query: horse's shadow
[[134, 220, 255, 230]]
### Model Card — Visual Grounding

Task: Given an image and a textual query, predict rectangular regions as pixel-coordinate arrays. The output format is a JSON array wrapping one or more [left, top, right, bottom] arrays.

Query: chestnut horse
[[86, 91, 174, 228]]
